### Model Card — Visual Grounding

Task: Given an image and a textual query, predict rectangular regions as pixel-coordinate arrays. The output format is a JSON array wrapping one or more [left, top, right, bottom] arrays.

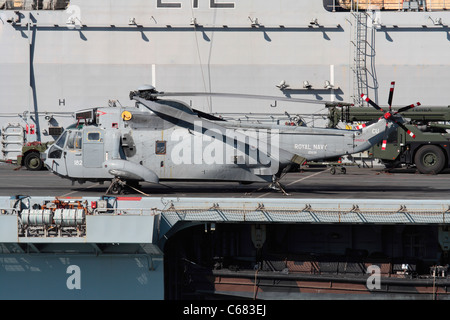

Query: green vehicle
[[17, 142, 52, 171], [1, 123, 52, 171], [327, 105, 450, 174]]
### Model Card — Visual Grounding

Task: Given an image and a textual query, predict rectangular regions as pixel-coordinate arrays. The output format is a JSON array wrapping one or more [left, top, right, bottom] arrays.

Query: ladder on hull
[[351, 11, 369, 107]]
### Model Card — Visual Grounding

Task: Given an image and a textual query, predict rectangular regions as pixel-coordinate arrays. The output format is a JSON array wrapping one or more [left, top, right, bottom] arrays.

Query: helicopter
[[42, 82, 420, 194]]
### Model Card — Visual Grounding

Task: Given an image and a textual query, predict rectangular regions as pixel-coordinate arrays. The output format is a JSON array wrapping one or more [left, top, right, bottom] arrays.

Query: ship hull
[[0, 252, 164, 299]]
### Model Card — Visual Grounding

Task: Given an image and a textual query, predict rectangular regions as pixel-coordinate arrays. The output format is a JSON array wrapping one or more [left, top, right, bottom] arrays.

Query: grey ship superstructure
[[2, 0, 450, 300], [1, 0, 450, 161]]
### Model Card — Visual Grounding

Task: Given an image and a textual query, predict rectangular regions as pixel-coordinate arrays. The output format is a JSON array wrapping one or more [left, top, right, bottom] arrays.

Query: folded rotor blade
[[361, 94, 386, 113], [355, 119, 378, 130], [133, 96, 303, 165], [388, 81, 395, 111], [155, 92, 352, 106], [355, 123, 367, 130]]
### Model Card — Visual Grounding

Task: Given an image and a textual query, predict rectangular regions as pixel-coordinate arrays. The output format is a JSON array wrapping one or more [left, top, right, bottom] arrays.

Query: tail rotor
[[360, 82, 420, 150]]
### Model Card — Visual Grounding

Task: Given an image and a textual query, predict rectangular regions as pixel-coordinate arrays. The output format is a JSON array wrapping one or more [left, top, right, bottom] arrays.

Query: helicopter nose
[[40, 151, 50, 169], [40, 151, 47, 164], [40, 151, 56, 171]]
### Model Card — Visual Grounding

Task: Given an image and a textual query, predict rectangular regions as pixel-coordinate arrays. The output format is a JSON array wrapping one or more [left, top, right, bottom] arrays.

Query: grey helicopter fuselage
[[42, 96, 397, 186]]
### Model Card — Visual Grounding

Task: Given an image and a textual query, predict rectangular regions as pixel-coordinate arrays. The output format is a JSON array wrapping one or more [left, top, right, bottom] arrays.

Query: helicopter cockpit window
[[155, 141, 166, 155], [48, 145, 62, 159], [55, 131, 68, 148], [48, 131, 67, 159], [66, 131, 82, 150]]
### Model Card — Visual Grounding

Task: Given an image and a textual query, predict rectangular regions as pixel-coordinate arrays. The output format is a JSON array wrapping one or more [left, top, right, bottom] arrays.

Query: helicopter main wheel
[[330, 166, 346, 175], [107, 178, 126, 195], [268, 181, 290, 196], [109, 183, 123, 195], [414, 145, 445, 174]]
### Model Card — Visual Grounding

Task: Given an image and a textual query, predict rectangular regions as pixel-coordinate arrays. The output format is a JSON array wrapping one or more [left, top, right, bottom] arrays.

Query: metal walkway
[[1, 196, 450, 247]]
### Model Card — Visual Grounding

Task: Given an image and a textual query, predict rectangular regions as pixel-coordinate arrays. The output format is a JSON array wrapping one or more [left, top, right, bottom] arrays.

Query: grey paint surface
[[1, 1, 449, 148]]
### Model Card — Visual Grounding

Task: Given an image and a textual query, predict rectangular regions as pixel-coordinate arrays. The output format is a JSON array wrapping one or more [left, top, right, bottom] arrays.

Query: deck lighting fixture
[[309, 18, 319, 27], [303, 81, 312, 89], [276, 80, 289, 90], [324, 80, 334, 89]]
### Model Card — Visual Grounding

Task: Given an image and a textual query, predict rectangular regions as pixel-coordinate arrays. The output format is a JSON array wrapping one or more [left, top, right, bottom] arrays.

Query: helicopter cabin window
[[87, 132, 101, 141], [155, 141, 166, 155], [66, 131, 82, 150], [1, 0, 70, 10]]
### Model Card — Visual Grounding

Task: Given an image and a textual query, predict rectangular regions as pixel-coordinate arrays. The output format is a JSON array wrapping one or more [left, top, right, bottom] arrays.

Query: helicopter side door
[[83, 128, 105, 168]]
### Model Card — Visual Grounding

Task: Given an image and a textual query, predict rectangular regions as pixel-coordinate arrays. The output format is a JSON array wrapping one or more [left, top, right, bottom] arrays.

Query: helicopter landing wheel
[[330, 166, 346, 175], [268, 180, 290, 196], [106, 178, 126, 195], [110, 183, 123, 195]]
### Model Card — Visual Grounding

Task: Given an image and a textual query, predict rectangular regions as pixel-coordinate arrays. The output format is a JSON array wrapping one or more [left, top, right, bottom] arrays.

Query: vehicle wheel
[[414, 145, 446, 174], [24, 152, 43, 171], [330, 167, 336, 175]]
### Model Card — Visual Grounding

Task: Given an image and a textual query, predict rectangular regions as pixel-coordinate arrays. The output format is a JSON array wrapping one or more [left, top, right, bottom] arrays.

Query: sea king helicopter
[[42, 82, 420, 194]]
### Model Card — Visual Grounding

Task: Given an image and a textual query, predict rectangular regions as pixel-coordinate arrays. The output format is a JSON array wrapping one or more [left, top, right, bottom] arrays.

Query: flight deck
[[1, 162, 449, 199]]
